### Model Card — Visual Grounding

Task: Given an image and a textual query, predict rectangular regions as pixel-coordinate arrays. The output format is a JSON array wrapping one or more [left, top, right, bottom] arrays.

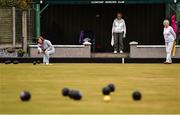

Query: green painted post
[[35, 4, 40, 38]]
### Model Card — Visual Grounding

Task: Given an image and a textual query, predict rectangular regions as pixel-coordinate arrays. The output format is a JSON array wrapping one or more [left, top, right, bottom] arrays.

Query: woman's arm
[[112, 20, 115, 34], [123, 20, 126, 38], [37, 44, 42, 53], [170, 27, 176, 40], [46, 40, 55, 51]]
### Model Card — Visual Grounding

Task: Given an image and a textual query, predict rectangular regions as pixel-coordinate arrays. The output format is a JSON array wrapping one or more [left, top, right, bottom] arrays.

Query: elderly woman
[[111, 12, 126, 54], [37, 36, 55, 65], [163, 20, 176, 64]]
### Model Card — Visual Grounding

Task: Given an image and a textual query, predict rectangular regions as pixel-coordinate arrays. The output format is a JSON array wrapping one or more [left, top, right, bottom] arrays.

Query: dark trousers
[[113, 32, 124, 51]]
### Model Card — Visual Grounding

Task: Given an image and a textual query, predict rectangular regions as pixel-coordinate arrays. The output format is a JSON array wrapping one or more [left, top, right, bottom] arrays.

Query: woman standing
[[111, 12, 126, 54], [163, 20, 176, 64]]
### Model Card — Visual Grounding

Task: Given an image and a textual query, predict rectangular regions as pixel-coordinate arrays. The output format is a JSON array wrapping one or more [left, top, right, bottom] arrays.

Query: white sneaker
[[45, 63, 49, 65], [114, 51, 117, 54], [120, 51, 123, 54]]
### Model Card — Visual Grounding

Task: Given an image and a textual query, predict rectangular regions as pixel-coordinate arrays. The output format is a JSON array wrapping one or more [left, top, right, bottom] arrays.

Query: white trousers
[[43, 49, 55, 63], [165, 42, 174, 63]]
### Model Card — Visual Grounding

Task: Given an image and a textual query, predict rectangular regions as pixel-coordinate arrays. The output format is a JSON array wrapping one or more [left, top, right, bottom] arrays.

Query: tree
[[17, 0, 31, 9], [0, 0, 31, 9]]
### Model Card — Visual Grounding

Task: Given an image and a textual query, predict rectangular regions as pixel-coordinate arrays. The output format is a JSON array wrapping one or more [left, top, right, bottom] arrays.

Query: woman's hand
[[123, 34, 126, 38]]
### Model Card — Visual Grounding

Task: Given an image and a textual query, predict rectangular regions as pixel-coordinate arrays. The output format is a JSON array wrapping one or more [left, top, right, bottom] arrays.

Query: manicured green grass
[[0, 63, 180, 114]]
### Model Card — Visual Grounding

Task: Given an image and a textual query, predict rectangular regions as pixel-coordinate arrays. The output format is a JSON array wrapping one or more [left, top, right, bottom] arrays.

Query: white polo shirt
[[163, 26, 176, 42]]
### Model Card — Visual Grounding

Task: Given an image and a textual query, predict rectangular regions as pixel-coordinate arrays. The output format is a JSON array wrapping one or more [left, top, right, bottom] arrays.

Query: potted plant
[[17, 49, 25, 57]]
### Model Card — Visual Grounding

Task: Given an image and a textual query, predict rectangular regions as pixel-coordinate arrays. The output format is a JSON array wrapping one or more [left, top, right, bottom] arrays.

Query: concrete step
[[91, 52, 129, 58]]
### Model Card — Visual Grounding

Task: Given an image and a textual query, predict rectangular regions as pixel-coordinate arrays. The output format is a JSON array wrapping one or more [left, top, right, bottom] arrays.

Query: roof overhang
[[33, 0, 178, 4]]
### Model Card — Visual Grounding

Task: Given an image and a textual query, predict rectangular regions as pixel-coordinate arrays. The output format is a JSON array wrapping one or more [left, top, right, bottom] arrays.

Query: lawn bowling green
[[0, 63, 180, 114]]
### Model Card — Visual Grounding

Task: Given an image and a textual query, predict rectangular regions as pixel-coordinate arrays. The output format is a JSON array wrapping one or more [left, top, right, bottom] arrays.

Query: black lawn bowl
[[102, 87, 111, 95], [68, 90, 76, 99], [68, 90, 82, 101], [5, 60, 11, 64], [132, 91, 142, 101], [107, 83, 115, 92], [33, 61, 36, 65], [73, 91, 82, 100], [13, 60, 19, 64], [20, 91, 31, 101], [62, 88, 70, 96], [69, 90, 78, 99], [37, 60, 41, 64]]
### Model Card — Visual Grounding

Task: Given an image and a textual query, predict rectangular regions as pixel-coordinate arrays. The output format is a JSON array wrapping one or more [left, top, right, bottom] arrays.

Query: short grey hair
[[163, 19, 169, 26]]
